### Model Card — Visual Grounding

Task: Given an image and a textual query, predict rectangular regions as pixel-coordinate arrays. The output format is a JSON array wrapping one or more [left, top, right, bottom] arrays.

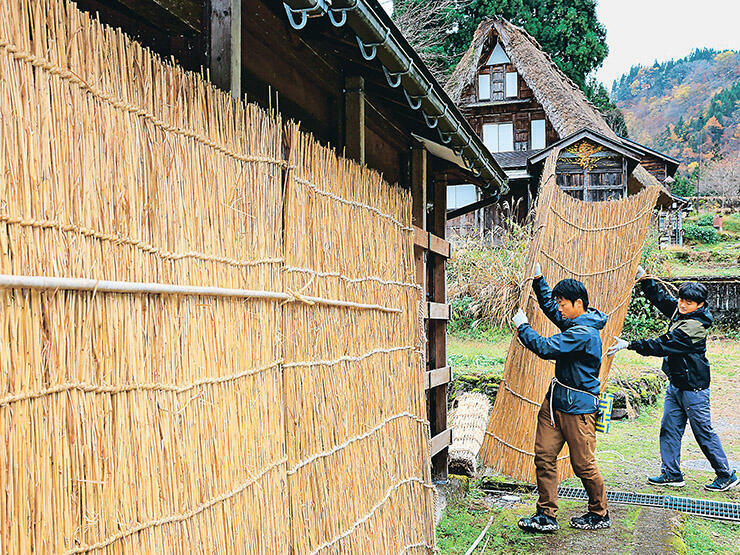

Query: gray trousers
[[660, 383, 731, 479]]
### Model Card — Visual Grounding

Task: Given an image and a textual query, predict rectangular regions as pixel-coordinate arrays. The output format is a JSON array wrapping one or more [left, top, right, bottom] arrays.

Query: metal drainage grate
[[557, 486, 740, 522]]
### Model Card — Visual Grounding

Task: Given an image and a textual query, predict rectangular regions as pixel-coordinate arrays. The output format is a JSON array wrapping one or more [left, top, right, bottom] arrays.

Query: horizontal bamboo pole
[[0, 274, 401, 312]]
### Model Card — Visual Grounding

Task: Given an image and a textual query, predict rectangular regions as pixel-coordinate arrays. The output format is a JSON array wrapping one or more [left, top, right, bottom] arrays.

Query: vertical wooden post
[[411, 141, 427, 293], [622, 157, 628, 199], [429, 172, 448, 480], [344, 76, 365, 164], [210, 0, 242, 98]]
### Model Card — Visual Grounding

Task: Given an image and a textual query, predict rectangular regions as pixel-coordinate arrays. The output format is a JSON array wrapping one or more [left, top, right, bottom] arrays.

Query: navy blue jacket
[[517, 276, 607, 414], [628, 278, 713, 390]]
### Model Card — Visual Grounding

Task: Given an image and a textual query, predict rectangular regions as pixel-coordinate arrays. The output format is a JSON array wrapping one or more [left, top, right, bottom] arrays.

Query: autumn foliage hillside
[[611, 49, 739, 194]]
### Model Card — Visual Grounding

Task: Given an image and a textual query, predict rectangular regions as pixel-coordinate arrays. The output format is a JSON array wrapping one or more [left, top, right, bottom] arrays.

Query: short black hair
[[678, 282, 708, 304], [552, 278, 589, 309]]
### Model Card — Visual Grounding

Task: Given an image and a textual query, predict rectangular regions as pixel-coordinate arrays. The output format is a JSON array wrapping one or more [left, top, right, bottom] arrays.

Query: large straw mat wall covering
[[0, 0, 435, 552], [479, 151, 660, 482]]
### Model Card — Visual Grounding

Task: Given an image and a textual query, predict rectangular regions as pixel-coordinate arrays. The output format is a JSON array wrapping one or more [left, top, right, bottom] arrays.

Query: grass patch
[[619, 506, 641, 532], [722, 212, 740, 233], [665, 262, 740, 278], [436, 487, 586, 554], [448, 334, 510, 374], [681, 515, 740, 554]]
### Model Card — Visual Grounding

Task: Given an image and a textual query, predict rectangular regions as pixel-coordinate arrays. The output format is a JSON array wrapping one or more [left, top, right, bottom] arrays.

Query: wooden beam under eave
[[429, 173, 449, 480], [210, 0, 241, 98], [411, 142, 427, 228], [117, 0, 202, 32], [344, 76, 365, 164]]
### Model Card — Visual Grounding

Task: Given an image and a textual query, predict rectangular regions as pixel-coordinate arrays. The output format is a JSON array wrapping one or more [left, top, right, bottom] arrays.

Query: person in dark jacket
[[515, 264, 611, 533], [608, 267, 738, 492]]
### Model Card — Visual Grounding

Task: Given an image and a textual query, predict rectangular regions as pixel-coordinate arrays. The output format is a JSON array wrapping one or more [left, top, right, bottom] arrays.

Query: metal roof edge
[[281, 0, 508, 195]]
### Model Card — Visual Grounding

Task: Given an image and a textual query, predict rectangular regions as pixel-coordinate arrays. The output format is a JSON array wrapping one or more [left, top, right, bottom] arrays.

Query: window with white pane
[[485, 42, 510, 65], [505, 72, 518, 98], [482, 123, 514, 153], [530, 119, 546, 150], [478, 73, 491, 101], [447, 184, 479, 210]]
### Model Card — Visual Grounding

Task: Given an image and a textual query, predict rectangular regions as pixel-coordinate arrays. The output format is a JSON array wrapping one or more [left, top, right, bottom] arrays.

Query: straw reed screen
[[479, 151, 660, 482], [0, 0, 435, 552]]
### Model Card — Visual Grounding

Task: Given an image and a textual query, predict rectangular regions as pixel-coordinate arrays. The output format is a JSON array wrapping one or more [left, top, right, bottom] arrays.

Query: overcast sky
[[594, 0, 738, 87], [380, 1, 738, 89]]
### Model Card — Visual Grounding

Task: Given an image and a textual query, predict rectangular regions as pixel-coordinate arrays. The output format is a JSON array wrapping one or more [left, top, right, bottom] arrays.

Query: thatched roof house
[[447, 18, 613, 139], [445, 17, 675, 231]]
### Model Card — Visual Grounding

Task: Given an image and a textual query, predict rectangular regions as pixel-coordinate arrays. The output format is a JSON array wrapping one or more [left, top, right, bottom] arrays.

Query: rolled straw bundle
[[479, 150, 660, 482], [449, 392, 493, 476]]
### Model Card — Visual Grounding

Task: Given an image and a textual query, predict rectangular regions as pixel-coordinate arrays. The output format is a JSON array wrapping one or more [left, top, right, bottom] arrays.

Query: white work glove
[[512, 308, 529, 328], [606, 336, 629, 357], [533, 262, 543, 279], [635, 265, 646, 281]]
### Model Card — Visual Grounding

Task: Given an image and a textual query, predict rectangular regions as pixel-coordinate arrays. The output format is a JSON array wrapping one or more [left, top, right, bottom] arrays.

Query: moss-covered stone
[[449, 372, 502, 406], [448, 474, 470, 493], [606, 371, 666, 409], [449, 365, 665, 414]]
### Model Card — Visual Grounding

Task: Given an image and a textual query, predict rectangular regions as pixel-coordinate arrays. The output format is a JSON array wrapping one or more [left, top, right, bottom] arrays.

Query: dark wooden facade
[[456, 39, 558, 152], [458, 58, 558, 152], [556, 139, 628, 202], [638, 154, 671, 183]]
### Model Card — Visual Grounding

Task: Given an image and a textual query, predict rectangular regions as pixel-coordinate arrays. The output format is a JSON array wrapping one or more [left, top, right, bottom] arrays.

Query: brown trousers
[[535, 398, 607, 518]]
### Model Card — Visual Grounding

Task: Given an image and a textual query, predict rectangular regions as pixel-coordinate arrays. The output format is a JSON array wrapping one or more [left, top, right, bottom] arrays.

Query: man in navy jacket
[[608, 267, 738, 492], [515, 264, 610, 533]]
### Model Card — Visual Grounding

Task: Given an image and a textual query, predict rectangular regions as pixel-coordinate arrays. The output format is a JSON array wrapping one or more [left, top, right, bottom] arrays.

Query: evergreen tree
[[437, 0, 608, 89], [584, 77, 629, 137]]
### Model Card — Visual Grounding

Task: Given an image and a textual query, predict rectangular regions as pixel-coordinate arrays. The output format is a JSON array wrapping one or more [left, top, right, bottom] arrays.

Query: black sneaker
[[518, 509, 559, 533], [647, 473, 685, 487], [570, 511, 611, 530], [705, 471, 740, 492]]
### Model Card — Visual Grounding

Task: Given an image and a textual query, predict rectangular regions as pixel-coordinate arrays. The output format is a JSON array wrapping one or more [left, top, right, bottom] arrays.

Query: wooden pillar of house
[[411, 142, 427, 290], [411, 144, 452, 479], [210, 0, 242, 98], [344, 76, 365, 164], [428, 172, 450, 480]]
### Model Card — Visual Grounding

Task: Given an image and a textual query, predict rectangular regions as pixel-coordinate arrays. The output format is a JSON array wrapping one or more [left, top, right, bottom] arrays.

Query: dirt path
[[586, 340, 740, 503], [628, 508, 683, 555], [439, 339, 740, 554]]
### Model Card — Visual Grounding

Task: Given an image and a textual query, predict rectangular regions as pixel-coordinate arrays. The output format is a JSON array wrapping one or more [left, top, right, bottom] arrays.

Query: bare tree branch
[[391, 0, 469, 84]]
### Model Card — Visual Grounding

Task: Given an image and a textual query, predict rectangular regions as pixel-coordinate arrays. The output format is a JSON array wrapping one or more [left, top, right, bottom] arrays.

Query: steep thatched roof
[[446, 18, 670, 201]]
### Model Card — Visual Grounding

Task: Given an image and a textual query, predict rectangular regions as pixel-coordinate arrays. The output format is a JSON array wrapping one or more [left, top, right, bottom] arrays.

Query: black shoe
[[647, 473, 685, 487], [518, 509, 559, 533], [705, 471, 740, 492], [570, 511, 611, 530]]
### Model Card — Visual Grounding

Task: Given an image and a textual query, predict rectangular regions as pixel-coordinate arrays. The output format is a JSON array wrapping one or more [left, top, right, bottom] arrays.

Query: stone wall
[[665, 276, 740, 327]]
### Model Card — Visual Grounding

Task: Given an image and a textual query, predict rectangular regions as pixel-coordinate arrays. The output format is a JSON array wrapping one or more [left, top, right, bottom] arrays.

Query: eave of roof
[[619, 136, 681, 167], [282, 0, 508, 196], [528, 128, 643, 166], [493, 149, 540, 169]]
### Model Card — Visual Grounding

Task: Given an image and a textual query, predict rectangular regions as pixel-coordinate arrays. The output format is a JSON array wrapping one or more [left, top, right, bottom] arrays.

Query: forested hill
[[611, 49, 739, 174]]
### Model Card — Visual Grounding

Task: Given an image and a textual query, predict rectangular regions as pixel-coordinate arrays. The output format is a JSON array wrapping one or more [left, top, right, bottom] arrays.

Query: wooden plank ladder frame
[[411, 139, 453, 480]]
